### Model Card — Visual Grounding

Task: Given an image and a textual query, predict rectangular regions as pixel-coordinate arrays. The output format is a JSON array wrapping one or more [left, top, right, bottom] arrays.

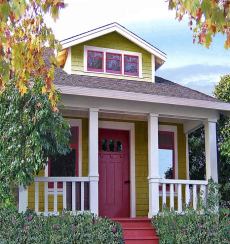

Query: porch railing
[[26, 177, 90, 215], [158, 179, 208, 213]]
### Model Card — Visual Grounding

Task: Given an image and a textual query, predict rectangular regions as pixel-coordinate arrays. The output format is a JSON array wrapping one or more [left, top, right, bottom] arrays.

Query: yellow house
[[19, 23, 229, 219]]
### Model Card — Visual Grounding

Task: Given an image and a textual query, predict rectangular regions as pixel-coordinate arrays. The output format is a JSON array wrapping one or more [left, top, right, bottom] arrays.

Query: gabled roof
[[60, 22, 167, 63]]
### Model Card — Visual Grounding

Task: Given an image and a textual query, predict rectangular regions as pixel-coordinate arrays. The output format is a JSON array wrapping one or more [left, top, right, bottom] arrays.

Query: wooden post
[[89, 108, 99, 215], [148, 113, 159, 217], [18, 185, 28, 213], [204, 120, 218, 182]]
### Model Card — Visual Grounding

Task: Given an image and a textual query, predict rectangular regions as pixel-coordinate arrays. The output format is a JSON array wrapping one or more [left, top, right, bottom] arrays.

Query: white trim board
[[61, 22, 166, 63], [99, 121, 136, 218], [45, 119, 82, 177], [159, 125, 178, 180]]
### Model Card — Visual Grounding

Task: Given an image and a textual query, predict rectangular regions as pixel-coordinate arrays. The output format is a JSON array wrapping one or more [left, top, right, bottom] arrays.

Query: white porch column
[[185, 133, 190, 180], [204, 120, 218, 182], [88, 108, 99, 215], [18, 185, 28, 213], [148, 113, 159, 217]]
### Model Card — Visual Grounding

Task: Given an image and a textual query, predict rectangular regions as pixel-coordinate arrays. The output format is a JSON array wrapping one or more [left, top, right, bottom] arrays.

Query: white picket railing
[[158, 179, 208, 213], [33, 176, 90, 215]]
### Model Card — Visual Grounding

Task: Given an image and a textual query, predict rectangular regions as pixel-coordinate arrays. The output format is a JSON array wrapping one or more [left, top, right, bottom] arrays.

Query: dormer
[[57, 23, 166, 83]]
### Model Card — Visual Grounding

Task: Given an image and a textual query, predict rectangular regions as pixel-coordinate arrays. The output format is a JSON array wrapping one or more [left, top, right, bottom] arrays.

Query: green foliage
[[0, 208, 123, 244], [0, 79, 70, 205], [188, 121, 230, 203], [213, 75, 230, 202], [153, 181, 230, 244], [214, 76, 230, 159], [168, 0, 230, 48], [214, 75, 230, 102], [188, 126, 205, 180]]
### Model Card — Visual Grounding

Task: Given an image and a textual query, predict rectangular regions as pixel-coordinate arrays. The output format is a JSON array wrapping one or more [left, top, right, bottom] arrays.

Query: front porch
[[18, 107, 217, 217]]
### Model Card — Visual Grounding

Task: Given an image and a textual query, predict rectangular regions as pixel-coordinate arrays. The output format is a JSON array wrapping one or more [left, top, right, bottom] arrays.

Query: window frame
[[158, 125, 178, 180], [106, 52, 122, 74], [124, 54, 139, 76], [44, 119, 82, 191], [48, 126, 79, 189], [84, 45, 142, 78], [87, 50, 104, 72], [159, 131, 175, 179]]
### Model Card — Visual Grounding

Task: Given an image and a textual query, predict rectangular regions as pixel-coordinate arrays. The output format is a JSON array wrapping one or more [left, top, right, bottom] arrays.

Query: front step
[[113, 218, 159, 244]]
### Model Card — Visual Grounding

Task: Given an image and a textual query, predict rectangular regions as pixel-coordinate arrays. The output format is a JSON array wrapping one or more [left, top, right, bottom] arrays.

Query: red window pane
[[70, 127, 78, 144], [159, 131, 174, 149], [106, 52, 122, 74], [87, 50, 104, 72], [124, 55, 139, 76]]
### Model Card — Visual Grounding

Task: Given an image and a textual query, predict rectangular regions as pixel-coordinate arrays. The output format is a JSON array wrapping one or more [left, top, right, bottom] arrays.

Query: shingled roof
[[54, 67, 218, 102]]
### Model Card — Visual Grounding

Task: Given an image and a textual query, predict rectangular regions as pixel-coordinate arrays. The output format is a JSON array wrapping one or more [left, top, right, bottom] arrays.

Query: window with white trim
[[85, 46, 141, 77], [87, 50, 104, 72], [158, 131, 175, 179]]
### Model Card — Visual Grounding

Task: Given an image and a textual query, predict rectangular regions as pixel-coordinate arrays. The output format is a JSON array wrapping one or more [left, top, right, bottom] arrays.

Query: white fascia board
[[56, 84, 230, 112], [61, 23, 167, 62]]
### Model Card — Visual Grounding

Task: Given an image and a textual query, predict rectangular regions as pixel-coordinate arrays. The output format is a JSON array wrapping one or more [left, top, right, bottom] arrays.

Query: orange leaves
[[168, 0, 230, 48], [0, 0, 65, 107], [225, 33, 230, 48], [0, 75, 5, 92], [196, 8, 202, 21]]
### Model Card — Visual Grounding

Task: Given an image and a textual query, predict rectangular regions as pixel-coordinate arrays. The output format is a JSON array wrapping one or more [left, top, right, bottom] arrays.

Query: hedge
[[0, 207, 124, 244], [152, 182, 230, 243], [152, 207, 230, 244]]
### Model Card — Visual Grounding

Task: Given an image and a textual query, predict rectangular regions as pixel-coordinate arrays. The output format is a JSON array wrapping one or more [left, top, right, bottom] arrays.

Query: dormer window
[[106, 53, 122, 74], [84, 46, 142, 78], [87, 50, 104, 72], [124, 55, 139, 76]]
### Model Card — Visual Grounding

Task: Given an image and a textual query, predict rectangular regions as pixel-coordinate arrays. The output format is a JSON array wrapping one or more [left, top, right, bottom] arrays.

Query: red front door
[[99, 129, 130, 218]]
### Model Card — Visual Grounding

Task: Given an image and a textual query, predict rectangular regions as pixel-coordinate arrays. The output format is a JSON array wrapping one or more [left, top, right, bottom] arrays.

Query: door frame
[[99, 121, 136, 217]]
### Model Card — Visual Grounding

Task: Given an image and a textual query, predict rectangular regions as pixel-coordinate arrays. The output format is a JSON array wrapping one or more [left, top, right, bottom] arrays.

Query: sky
[[46, 0, 230, 96]]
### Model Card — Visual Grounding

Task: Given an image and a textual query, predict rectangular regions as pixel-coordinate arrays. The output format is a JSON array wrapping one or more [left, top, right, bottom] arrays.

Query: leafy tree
[[214, 75, 230, 158], [189, 126, 205, 180], [0, 0, 65, 107], [189, 75, 230, 203], [214, 75, 230, 203], [0, 1, 71, 206], [0, 80, 70, 205], [0, 80, 70, 204], [168, 0, 230, 48]]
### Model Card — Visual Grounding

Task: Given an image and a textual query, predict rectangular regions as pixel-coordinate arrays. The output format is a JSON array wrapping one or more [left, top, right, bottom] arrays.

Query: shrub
[[152, 182, 230, 244], [0, 207, 124, 244], [153, 208, 230, 244]]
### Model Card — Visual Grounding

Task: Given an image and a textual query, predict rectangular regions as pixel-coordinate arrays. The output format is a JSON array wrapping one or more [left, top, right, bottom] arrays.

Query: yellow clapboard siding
[[71, 32, 152, 81]]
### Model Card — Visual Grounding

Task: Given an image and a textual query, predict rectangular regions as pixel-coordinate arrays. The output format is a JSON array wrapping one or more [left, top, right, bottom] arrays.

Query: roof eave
[[56, 84, 230, 112]]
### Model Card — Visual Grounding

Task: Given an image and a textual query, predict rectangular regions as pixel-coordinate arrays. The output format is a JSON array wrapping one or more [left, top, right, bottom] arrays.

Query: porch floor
[[112, 218, 159, 244]]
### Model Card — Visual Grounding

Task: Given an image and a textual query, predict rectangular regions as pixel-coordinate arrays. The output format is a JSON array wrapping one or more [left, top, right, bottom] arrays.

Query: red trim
[[87, 50, 104, 72], [105, 52, 122, 74], [124, 54, 139, 77]]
